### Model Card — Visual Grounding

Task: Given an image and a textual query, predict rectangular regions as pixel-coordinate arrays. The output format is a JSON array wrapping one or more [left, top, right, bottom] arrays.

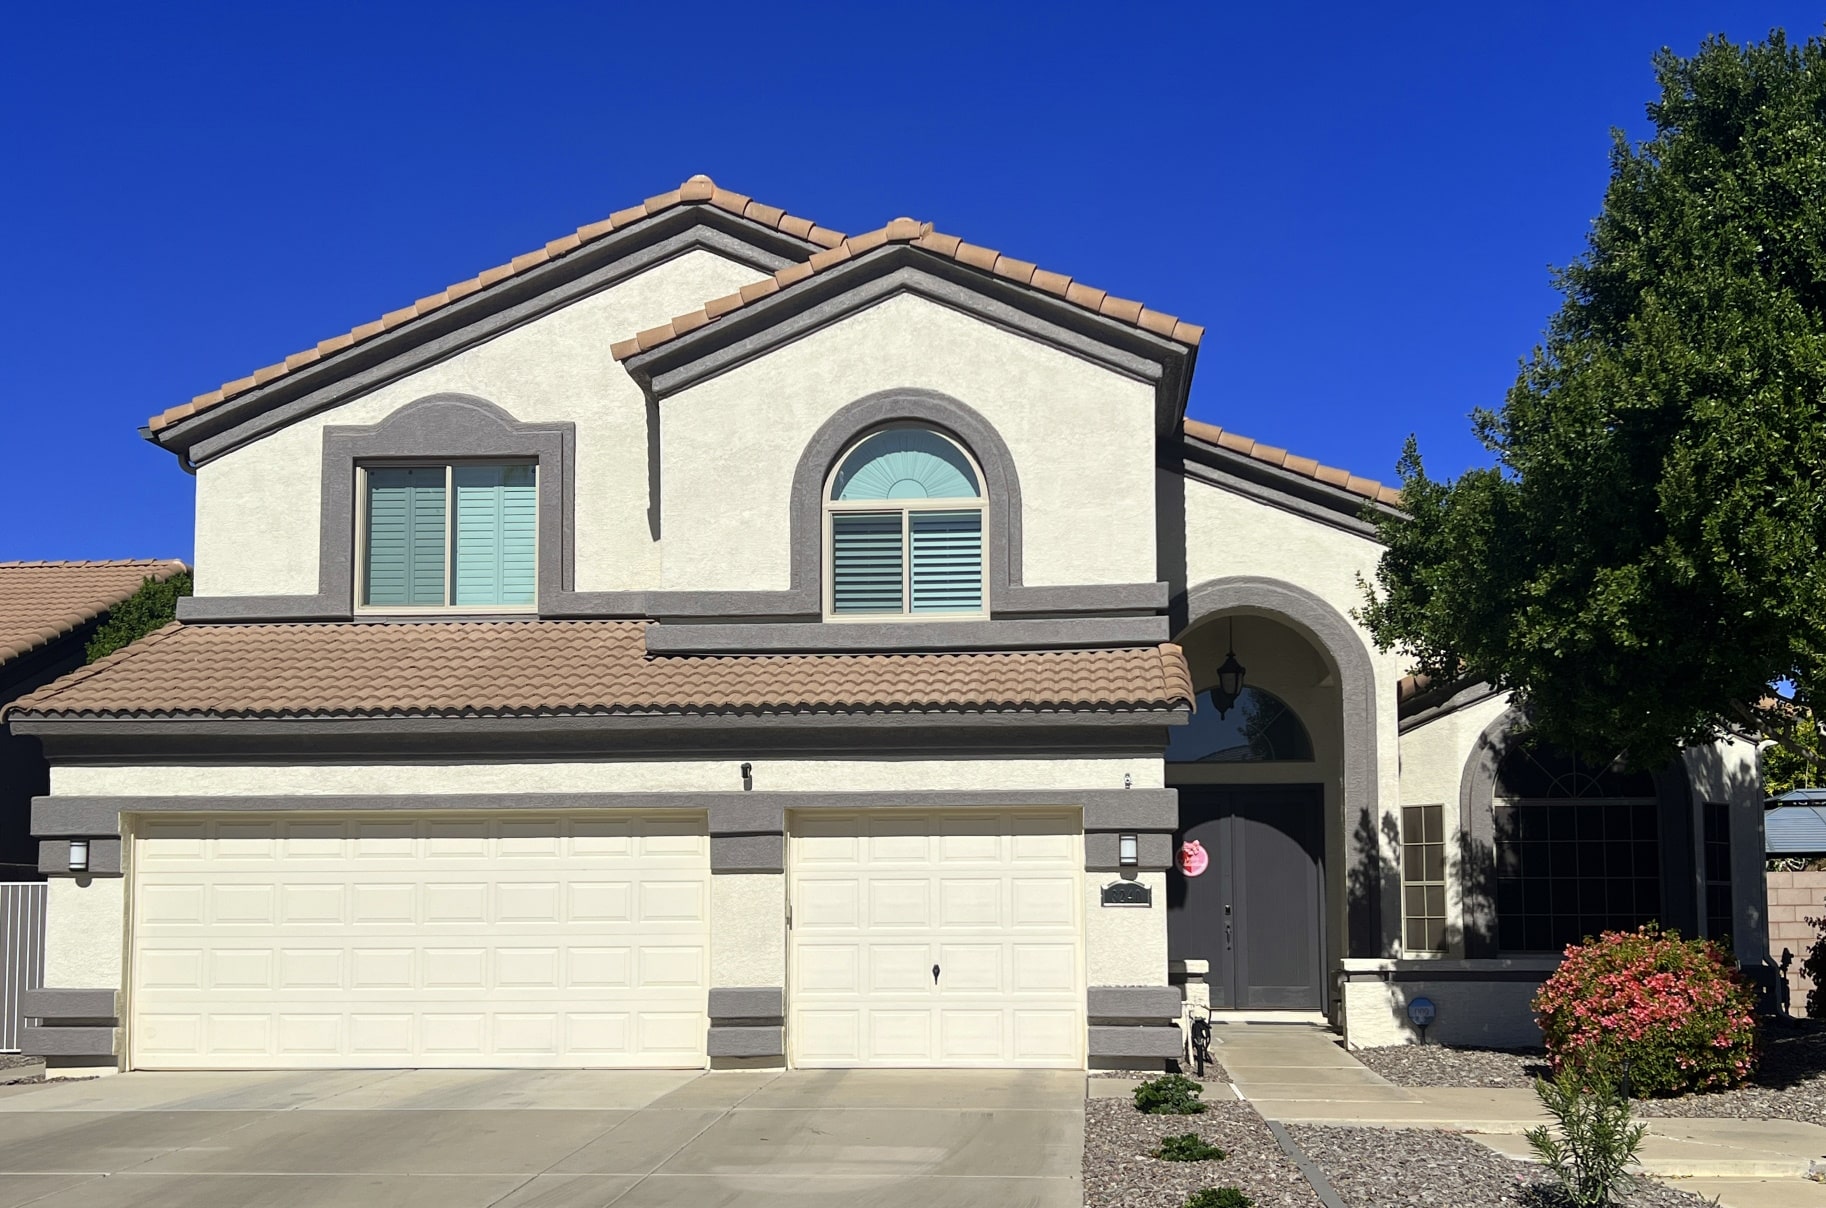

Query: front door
[[1168, 785, 1325, 1010]]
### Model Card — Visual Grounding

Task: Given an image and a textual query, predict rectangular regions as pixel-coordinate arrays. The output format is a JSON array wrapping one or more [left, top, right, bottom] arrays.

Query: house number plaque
[[1100, 880, 1152, 907]]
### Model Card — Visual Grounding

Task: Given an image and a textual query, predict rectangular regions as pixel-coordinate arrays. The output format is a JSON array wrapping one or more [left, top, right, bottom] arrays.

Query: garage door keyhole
[[932, 963, 941, 985]]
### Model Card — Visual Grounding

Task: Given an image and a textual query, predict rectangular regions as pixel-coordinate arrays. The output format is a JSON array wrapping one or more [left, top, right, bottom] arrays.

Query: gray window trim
[[1177, 575, 1394, 959], [178, 393, 579, 623]]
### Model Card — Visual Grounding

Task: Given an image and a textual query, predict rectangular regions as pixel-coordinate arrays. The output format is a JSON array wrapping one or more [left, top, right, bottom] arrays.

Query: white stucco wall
[[1341, 974, 1547, 1049], [44, 877, 124, 990], [711, 872, 785, 987], [657, 292, 1159, 591], [52, 756, 1159, 798], [192, 248, 769, 599], [1085, 872, 1169, 986]]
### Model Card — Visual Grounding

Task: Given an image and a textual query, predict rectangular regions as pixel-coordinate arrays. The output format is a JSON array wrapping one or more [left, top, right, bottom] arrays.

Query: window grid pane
[[1401, 804, 1447, 952], [1494, 798, 1660, 953], [831, 511, 906, 614]]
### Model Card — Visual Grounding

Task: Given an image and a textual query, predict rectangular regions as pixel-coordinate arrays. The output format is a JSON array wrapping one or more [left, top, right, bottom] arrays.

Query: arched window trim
[[821, 424, 990, 620]]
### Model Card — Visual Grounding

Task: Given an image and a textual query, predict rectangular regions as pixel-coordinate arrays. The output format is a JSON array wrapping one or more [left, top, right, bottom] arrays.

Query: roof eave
[[621, 243, 1197, 436]]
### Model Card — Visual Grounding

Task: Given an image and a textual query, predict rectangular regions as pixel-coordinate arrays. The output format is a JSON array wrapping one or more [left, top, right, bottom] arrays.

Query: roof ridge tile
[[150, 177, 841, 435]]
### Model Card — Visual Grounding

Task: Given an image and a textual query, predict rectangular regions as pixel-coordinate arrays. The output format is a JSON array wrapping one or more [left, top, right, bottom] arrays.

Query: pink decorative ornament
[[1178, 839, 1209, 877]]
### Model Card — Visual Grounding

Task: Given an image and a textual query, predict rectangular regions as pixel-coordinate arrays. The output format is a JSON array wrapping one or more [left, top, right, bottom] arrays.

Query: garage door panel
[[132, 812, 708, 1069], [789, 809, 1082, 1069]]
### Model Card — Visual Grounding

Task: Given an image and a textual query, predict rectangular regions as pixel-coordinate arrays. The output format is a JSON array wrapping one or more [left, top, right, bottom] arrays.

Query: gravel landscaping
[[1289, 1125, 1715, 1208], [1357, 1017, 1826, 1123], [1084, 1096, 1320, 1207], [0, 1055, 40, 1085]]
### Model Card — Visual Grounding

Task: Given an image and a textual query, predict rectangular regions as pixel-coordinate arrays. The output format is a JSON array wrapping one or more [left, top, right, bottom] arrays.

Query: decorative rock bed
[[1289, 1126, 1714, 1207], [1083, 1097, 1320, 1207]]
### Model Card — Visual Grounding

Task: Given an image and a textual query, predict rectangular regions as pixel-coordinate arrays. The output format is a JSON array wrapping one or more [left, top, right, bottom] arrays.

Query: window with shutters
[[824, 427, 987, 619], [358, 462, 537, 611]]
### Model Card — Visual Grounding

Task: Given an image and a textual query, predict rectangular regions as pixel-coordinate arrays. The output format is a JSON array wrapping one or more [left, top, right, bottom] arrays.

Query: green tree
[[1361, 30, 1826, 773], [85, 570, 191, 662]]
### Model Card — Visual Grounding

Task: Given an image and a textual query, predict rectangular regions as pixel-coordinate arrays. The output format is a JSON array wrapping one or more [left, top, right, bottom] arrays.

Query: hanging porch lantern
[[1210, 617, 1247, 718]]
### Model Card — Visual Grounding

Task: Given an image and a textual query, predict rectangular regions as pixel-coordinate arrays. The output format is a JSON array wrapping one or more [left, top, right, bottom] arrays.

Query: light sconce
[[740, 762, 753, 791], [1211, 616, 1248, 719], [1118, 833, 1138, 867], [68, 839, 89, 873]]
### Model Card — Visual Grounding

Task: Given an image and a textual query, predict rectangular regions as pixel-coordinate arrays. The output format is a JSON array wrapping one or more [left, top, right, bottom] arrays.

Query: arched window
[[1492, 744, 1661, 953], [1165, 686, 1314, 762], [825, 427, 986, 617]]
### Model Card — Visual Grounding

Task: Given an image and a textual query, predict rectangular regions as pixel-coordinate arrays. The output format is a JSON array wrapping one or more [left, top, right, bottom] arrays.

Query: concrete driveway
[[0, 1067, 1084, 1207]]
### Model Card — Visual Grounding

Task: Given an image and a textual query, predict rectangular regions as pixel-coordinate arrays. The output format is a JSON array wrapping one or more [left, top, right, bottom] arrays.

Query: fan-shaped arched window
[[825, 427, 986, 617], [1165, 686, 1313, 762]]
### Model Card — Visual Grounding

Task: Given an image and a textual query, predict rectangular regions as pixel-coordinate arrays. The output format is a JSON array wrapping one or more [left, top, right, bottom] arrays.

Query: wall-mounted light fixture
[[68, 839, 89, 873], [1118, 833, 1138, 867], [1211, 616, 1248, 719], [740, 762, 753, 791]]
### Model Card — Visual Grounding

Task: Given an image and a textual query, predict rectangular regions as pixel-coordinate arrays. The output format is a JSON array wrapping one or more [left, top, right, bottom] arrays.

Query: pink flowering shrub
[[1533, 925, 1758, 1097]]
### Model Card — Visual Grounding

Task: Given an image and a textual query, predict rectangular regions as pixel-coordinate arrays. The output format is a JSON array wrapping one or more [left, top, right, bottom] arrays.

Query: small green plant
[[1132, 1073, 1206, 1115], [1524, 1071, 1647, 1207], [1154, 1133, 1227, 1162], [1184, 1189, 1252, 1208]]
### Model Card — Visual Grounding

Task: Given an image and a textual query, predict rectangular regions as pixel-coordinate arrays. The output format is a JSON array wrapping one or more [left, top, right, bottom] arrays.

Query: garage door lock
[[932, 963, 941, 984]]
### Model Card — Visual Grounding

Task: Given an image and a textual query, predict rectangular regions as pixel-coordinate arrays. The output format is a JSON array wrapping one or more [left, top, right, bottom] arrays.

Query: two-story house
[[8, 177, 1770, 1073]]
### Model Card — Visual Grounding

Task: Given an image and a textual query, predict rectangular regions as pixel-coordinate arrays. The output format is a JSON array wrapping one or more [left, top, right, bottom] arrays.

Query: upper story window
[[1166, 686, 1314, 762], [359, 462, 536, 611], [824, 427, 986, 619]]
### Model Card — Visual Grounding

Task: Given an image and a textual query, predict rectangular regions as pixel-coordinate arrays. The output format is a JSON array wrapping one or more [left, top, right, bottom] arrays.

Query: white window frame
[[821, 427, 989, 622], [354, 459, 539, 615]]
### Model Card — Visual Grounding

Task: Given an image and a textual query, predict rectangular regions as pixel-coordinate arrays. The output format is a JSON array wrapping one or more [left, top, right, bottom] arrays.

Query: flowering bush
[[1533, 925, 1758, 1097]]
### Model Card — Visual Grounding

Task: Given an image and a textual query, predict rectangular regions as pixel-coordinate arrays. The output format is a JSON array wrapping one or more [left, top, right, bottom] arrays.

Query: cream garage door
[[130, 813, 709, 1069], [789, 810, 1083, 1067]]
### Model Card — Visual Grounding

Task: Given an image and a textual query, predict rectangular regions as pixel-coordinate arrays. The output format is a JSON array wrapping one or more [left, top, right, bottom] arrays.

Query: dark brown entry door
[[1167, 785, 1326, 1010]]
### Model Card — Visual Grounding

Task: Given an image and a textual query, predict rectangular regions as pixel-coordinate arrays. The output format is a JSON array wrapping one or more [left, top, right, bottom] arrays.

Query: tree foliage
[[1361, 30, 1826, 766], [85, 571, 191, 663]]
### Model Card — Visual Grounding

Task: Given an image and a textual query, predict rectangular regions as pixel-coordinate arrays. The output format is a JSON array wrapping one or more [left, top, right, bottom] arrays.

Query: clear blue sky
[[3, 2, 1818, 562]]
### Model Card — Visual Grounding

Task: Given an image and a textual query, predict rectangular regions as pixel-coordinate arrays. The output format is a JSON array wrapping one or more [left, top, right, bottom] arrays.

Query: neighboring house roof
[[0, 559, 188, 666], [1767, 803, 1826, 855], [147, 176, 843, 436], [611, 217, 1204, 362], [1182, 419, 1402, 509], [8, 621, 1194, 720]]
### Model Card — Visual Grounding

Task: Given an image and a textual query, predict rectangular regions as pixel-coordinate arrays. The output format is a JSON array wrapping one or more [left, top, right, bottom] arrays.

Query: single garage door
[[789, 809, 1082, 1068], [130, 813, 708, 1069]]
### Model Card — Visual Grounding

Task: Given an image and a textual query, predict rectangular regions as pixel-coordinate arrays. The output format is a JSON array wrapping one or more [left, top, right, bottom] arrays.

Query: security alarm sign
[[1177, 839, 1209, 877]]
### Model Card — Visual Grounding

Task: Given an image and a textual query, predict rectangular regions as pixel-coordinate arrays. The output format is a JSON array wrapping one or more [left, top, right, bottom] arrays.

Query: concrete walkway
[[0, 1068, 1084, 1208], [1201, 1021, 1826, 1207]]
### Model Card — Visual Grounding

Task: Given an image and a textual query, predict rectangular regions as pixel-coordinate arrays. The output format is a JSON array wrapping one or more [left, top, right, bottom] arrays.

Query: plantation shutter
[[364, 467, 447, 606], [452, 464, 538, 607], [831, 512, 905, 613], [909, 510, 983, 613]]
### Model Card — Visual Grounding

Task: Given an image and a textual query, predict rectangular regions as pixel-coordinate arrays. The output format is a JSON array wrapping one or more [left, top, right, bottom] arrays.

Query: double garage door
[[130, 813, 709, 1069], [127, 809, 1083, 1070]]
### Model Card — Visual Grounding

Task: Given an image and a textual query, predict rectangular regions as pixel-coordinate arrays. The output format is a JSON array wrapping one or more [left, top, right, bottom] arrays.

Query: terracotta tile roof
[[148, 176, 842, 436], [610, 217, 1205, 361], [7, 620, 1194, 721], [0, 559, 189, 666], [1181, 418, 1403, 508]]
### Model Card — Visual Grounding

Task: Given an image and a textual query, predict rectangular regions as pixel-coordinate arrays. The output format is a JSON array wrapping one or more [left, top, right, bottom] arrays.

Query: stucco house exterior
[[7, 177, 1770, 1072]]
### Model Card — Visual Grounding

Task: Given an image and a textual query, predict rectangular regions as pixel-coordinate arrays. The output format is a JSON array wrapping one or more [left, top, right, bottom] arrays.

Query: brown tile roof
[[148, 176, 843, 436], [0, 559, 189, 666], [1181, 418, 1403, 508], [610, 217, 1205, 361], [7, 620, 1194, 720]]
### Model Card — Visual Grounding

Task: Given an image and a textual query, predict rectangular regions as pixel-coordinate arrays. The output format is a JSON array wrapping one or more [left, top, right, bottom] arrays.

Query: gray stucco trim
[[13, 711, 1181, 765], [35, 788, 1180, 839], [711, 834, 784, 872], [1087, 986, 1181, 1021], [155, 215, 815, 465], [708, 987, 784, 1022], [1087, 1025, 1184, 1059], [706, 1025, 784, 1058], [37, 839, 122, 877], [1085, 833, 1174, 871], [1174, 448, 1395, 541], [20, 989, 118, 1022], [644, 616, 1169, 655], [1337, 967, 1554, 984], [623, 249, 1194, 437], [21, 1026, 116, 1058], [1179, 576, 1394, 959]]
